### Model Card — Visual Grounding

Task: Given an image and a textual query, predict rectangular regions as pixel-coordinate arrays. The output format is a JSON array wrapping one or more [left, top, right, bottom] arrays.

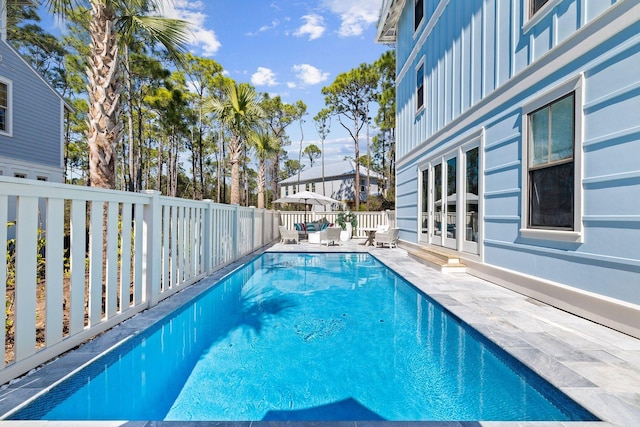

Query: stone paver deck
[[0, 238, 638, 426]]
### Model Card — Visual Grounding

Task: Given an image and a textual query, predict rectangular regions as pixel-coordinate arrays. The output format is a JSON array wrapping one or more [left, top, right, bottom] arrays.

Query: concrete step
[[408, 247, 467, 273]]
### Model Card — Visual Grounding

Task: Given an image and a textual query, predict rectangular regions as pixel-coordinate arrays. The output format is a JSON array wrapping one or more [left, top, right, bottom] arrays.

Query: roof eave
[[375, 0, 405, 44]]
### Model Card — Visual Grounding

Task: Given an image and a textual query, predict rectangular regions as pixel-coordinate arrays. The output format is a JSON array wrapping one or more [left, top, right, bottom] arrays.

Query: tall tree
[[44, 0, 190, 189], [208, 81, 263, 205], [303, 144, 321, 168], [313, 109, 331, 196], [375, 50, 396, 200], [261, 95, 306, 206], [322, 63, 378, 210], [249, 128, 279, 209], [182, 53, 223, 199]]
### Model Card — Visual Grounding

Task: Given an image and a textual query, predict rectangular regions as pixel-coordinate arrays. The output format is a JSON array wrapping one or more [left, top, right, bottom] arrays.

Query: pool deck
[[0, 238, 638, 426]]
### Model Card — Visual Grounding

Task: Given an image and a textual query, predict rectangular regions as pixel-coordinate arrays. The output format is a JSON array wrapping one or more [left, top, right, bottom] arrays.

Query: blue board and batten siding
[[0, 40, 64, 179], [386, 0, 640, 336]]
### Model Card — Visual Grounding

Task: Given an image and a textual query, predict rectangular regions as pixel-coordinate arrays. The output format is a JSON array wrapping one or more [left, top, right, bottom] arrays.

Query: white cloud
[[251, 67, 279, 86], [246, 19, 280, 36], [292, 64, 329, 86], [322, 0, 382, 37], [158, 0, 221, 56], [293, 14, 326, 40]]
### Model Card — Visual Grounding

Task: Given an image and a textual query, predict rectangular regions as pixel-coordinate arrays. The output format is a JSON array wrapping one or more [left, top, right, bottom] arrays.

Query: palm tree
[[208, 81, 263, 205], [44, 0, 190, 189], [249, 128, 279, 209]]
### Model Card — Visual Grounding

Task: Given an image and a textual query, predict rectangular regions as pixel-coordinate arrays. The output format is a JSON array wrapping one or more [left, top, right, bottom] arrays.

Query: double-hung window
[[416, 63, 424, 111], [528, 93, 574, 229], [521, 74, 583, 242], [414, 0, 424, 31], [0, 79, 11, 135]]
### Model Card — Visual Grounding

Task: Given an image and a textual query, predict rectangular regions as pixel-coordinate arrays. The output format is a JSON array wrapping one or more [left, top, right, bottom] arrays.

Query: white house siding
[[388, 0, 640, 335], [0, 41, 64, 181]]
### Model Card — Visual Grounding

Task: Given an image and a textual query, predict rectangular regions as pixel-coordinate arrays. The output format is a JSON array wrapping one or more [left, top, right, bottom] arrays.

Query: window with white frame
[[530, 0, 550, 16], [416, 63, 424, 111], [521, 74, 583, 241], [414, 0, 424, 31], [0, 79, 10, 134], [528, 93, 574, 229]]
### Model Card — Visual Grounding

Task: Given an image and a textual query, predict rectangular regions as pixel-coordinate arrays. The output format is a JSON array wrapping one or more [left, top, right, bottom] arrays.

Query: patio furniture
[[320, 227, 342, 246], [361, 227, 378, 246], [374, 227, 399, 248], [308, 231, 322, 244], [279, 226, 299, 244]]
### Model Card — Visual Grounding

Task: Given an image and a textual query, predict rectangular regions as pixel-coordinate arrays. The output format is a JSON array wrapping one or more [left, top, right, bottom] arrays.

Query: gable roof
[[280, 159, 383, 184]]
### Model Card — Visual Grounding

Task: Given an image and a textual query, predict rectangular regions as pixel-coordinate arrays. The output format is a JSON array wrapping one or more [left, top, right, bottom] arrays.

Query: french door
[[419, 138, 481, 254]]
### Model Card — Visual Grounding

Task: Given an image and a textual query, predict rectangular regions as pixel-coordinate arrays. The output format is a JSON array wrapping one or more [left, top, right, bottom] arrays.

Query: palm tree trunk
[[229, 135, 242, 205], [257, 160, 266, 209], [87, 1, 121, 189]]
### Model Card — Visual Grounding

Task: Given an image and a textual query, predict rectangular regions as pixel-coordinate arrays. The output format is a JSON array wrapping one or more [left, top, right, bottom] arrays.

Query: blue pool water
[[9, 253, 597, 421]]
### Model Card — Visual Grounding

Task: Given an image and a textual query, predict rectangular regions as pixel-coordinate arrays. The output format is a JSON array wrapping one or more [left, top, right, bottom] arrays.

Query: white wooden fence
[[278, 210, 395, 238], [0, 176, 278, 385]]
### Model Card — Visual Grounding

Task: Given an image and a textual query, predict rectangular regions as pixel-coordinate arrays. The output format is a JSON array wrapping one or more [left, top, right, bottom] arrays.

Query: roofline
[[375, 0, 405, 44]]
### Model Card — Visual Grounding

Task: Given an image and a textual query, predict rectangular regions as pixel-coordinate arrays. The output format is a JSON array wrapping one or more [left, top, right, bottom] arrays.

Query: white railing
[[0, 176, 278, 385], [278, 210, 395, 238]]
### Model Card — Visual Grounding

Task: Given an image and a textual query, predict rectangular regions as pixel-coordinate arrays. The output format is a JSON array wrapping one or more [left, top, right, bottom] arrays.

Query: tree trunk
[[353, 115, 360, 211], [257, 159, 266, 209], [87, 1, 121, 189], [229, 135, 242, 205]]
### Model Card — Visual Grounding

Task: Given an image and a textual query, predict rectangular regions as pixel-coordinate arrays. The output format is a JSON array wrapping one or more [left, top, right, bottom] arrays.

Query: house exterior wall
[[387, 0, 640, 335], [0, 40, 64, 182]]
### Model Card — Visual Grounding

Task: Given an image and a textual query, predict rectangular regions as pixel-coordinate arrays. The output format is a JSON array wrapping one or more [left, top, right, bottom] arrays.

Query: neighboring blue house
[[377, 0, 640, 338], [0, 0, 66, 183]]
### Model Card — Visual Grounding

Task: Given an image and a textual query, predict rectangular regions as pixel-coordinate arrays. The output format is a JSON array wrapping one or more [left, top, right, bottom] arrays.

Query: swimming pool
[[7, 252, 597, 421]]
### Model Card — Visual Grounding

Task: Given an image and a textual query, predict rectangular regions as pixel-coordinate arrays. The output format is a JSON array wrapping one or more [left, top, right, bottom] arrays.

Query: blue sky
[[157, 0, 389, 167], [38, 1, 389, 167]]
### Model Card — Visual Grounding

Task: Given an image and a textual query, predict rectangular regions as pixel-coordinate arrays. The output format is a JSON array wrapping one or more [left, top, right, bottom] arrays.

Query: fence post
[[203, 200, 212, 274], [142, 190, 161, 307]]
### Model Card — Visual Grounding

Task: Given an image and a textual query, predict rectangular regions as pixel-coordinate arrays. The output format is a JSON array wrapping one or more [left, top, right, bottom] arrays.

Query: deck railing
[[0, 176, 278, 385], [278, 210, 395, 238]]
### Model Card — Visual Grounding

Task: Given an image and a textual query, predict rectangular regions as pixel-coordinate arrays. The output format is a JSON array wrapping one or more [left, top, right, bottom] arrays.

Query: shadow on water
[[262, 397, 385, 421], [239, 288, 298, 335]]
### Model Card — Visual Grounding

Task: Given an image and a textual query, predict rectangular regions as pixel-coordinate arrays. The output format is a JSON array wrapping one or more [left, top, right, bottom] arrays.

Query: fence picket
[[14, 196, 38, 360], [45, 198, 64, 345]]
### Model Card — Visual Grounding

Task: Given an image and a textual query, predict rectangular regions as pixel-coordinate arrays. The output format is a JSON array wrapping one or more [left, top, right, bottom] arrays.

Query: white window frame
[[416, 58, 425, 114], [413, 0, 425, 36], [520, 73, 583, 243], [0, 77, 13, 136], [523, 0, 562, 33]]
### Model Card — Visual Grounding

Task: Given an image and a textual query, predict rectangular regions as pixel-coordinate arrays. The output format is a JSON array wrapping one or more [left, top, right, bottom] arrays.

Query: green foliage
[[336, 211, 357, 230]]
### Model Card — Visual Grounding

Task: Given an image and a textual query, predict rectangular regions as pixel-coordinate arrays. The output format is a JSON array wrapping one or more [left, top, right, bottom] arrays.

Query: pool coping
[[0, 241, 638, 425]]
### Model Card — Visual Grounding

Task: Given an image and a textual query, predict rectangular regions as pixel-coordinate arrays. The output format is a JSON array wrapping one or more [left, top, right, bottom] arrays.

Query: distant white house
[[279, 160, 384, 210], [0, 0, 67, 183]]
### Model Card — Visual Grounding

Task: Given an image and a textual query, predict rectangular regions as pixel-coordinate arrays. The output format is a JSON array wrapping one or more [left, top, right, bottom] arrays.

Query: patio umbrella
[[273, 191, 339, 223]]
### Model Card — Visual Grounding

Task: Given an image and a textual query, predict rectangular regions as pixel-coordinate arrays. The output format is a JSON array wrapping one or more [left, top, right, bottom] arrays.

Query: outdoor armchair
[[374, 227, 399, 248], [320, 226, 341, 246], [279, 225, 299, 244]]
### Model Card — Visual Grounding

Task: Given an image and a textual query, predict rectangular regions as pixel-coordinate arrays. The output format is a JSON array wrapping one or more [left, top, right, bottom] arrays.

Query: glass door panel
[[433, 163, 443, 246], [443, 156, 457, 249], [420, 169, 429, 240], [463, 147, 479, 253]]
